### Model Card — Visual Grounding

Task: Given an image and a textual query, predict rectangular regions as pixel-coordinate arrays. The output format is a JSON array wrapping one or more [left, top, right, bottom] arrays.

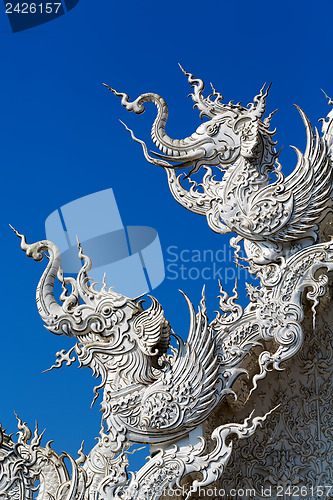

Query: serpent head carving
[[11, 227, 171, 398], [107, 72, 333, 265], [104, 66, 274, 176]]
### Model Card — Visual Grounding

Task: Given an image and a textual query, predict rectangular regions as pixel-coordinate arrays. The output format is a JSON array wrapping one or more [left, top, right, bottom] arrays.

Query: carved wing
[[246, 106, 332, 242], [276, 106, 332, 240], [140, 289, 221, 431], [169, 290, 220, 425]]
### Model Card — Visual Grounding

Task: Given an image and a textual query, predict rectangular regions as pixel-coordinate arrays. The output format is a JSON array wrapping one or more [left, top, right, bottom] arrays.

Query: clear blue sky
[[1, 0, 333, 474]]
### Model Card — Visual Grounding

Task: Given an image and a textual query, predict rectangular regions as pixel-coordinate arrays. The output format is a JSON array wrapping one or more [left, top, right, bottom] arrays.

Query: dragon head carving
[[107, 71, 333, 264], [104, 66, 276, 177], [11, 227, 171, 396]]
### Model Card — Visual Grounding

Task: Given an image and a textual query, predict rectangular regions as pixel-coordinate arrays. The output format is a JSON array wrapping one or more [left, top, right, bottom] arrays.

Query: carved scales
[[2, 70, 333, 499]]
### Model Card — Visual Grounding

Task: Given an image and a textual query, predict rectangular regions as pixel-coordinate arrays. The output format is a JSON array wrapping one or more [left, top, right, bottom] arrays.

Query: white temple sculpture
[[1, 70, 333, 500]]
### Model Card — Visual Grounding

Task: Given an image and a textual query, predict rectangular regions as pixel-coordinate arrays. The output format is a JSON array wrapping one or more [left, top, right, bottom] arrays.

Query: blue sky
[[1, 0, 333, 474]]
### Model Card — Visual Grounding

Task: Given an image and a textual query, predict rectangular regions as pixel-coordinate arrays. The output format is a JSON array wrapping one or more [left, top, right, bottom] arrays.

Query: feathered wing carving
[[140, 290, 221, 431], [232, 106, 331, 245], [197, 103, 333, 248], [260, 106, 332, 241]]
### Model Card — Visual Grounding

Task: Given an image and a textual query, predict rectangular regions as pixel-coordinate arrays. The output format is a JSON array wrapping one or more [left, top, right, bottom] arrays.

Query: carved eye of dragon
[[206, 121, 220, 136]]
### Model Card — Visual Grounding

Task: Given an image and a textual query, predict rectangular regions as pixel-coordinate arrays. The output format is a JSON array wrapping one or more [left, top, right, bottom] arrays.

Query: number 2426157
[[5, 3, 62, 14]]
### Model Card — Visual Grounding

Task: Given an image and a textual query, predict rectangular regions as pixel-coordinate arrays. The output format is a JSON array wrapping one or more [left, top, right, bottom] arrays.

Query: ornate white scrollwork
[[2, 77, 333, 499]]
